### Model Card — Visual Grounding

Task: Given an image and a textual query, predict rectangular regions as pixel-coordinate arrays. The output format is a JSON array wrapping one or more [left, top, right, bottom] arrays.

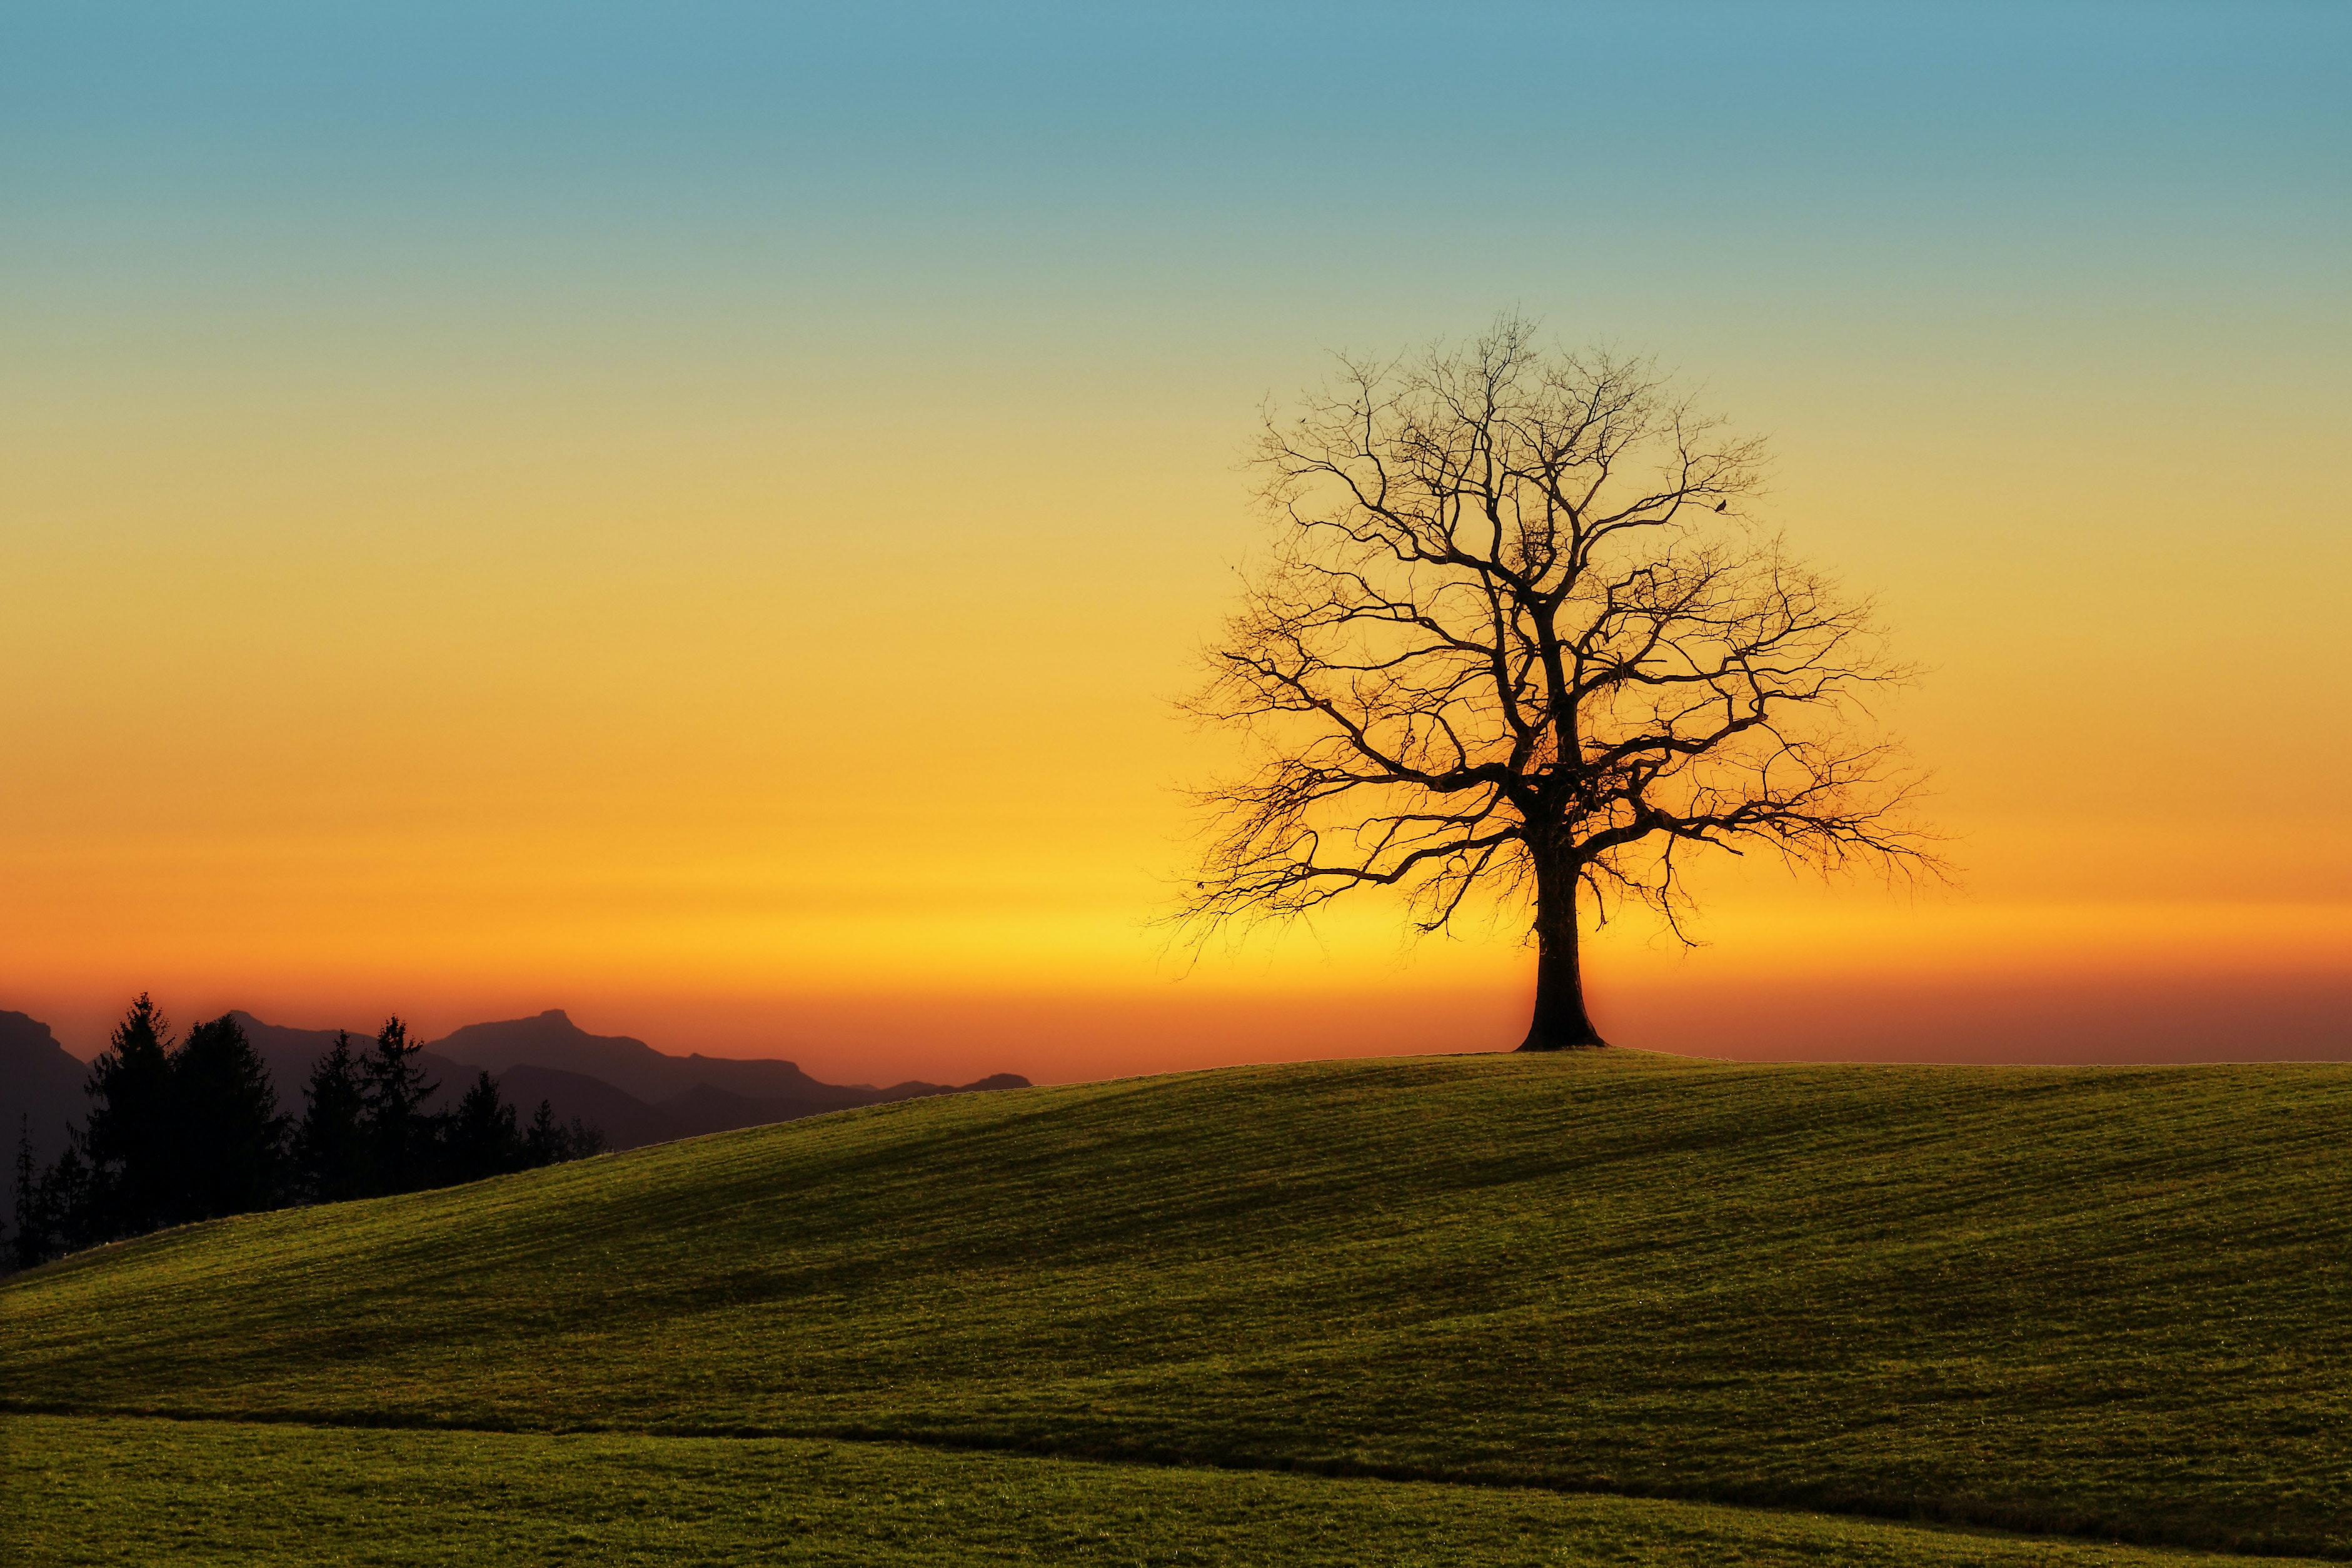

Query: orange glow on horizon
[[6, 9, 2347, 1082]]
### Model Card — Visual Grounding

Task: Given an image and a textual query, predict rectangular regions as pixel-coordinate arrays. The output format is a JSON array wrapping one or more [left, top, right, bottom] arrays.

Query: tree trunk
[[1519, 845, 1607, 1050]]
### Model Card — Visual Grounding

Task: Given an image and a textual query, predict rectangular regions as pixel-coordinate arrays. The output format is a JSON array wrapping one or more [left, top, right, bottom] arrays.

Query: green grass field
[[6, 1052, 2349, 1561], [9, 1412, 2329, 1567]]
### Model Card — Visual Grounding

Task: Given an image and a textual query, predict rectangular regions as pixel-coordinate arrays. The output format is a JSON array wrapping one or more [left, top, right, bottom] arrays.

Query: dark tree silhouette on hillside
[[523, 1098, 563, 1167], [1182, 319, 1940, 1049], [6, 999, 612, 1272], [79, 993, 179, 1235], [521, 1100, 605, 1167], [9, 1118, 40, 1272], [360, 1017, 440, 1194], [446, 1070, 522, 1182], [171, 1014, 291, 1221], [14, 1132, 94, 1265], [296, 1032, 374, 1202]]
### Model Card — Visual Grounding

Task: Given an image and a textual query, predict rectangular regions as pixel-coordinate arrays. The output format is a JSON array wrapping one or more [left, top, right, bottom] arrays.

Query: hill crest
[[6, 1052, 2346, 1558]]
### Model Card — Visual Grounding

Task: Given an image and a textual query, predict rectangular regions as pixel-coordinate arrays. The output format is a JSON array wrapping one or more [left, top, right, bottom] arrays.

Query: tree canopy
[[1182, 319, 1939, 1048]]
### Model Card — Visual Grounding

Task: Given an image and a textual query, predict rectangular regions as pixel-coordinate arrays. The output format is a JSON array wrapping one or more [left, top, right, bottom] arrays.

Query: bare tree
[[1180, 318, 1939, 1050]]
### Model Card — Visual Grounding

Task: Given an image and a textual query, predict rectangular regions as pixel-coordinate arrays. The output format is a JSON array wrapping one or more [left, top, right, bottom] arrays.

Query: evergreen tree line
[[8, 995, 603, 1270]]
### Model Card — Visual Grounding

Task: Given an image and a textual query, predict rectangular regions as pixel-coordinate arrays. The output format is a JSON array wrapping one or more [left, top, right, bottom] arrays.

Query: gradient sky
[[5, 3, 2348, 1080]]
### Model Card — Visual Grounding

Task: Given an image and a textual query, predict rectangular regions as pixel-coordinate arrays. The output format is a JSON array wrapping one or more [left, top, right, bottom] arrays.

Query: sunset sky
[[6, 4, 2347, 1080]]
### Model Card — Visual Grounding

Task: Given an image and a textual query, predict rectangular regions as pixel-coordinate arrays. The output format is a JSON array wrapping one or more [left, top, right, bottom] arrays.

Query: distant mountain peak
[[419, 1010, 1025, 1128], [19, 1002, 1028, 1165]]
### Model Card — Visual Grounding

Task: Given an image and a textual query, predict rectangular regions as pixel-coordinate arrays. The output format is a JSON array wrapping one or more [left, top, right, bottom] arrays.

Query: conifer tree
[[9, 1116, 42, 1272], [522, 1099, 563, 1168], [445, 1070, 521, 1182], [360, 1017, 440, 1194], [79, 994, 178, 1237], [295, 1032, 374, 1202], [520, 1101, 605, 1167], [172, 1013, 291, 1220], [31, 1137, 94, 1261]]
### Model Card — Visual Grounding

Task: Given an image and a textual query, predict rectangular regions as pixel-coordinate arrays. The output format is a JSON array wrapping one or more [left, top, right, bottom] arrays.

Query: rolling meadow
[[7, 1051, 2349, 1563]]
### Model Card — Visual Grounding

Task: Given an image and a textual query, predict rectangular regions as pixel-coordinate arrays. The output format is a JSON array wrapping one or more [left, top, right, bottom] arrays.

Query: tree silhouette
[[24, 1137, 94, 1264], [7, 1000, 614, 1270], [9, 1117, 40, 1272], [296, 1032, 374, 1202], [360, 1017, 440, 1194], [172, 1014, 291, 1221], [523, 1098, 563, 1167], [79, 994, 178, 1235], [1182, 319, 1939, 1048], [521, 1100, 605, 1167], [445, 1070, 521, 1182]]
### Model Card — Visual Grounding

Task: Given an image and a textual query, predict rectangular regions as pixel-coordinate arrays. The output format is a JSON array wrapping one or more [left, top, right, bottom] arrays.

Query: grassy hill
[[6, 1051, 2349, 1560], [7, 1413, 2319, 1567]]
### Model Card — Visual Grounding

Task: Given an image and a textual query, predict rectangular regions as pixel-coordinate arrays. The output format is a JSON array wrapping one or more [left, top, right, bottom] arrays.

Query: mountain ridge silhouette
[[0, 1011, 90, 1217], [423, 1009, 1025, 1128], [6, 1007, 1026, 1160]]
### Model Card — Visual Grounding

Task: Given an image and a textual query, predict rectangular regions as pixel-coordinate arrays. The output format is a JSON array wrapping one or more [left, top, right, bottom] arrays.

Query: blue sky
[[5, 4, 2348, 1072]]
